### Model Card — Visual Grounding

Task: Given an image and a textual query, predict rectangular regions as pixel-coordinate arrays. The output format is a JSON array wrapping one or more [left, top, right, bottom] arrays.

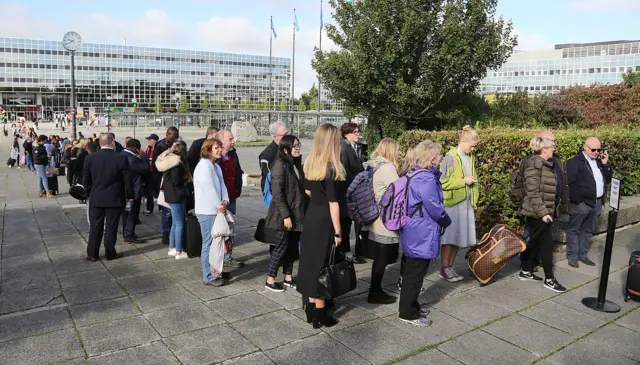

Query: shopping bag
[[212, 212, 233, 238], [209, 236, 225, 277]]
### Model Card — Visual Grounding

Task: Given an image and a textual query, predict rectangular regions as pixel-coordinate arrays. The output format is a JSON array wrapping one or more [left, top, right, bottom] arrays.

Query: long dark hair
[[171, 142, 192, 182], [12, 138, 18, 149], [278, 135, 299, 166]]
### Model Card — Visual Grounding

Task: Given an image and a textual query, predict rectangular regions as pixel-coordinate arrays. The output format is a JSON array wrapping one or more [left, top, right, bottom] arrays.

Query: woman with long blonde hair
[[297, 123, 344, 329], [364, 138, 402, 304]]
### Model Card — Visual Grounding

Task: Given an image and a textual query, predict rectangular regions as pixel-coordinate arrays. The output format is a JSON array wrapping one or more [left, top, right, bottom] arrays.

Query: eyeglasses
[[292, 144, 301, 149]]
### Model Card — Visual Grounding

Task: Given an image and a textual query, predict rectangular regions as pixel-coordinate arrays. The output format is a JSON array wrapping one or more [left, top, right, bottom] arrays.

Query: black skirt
[[368, 240, 399, 266]]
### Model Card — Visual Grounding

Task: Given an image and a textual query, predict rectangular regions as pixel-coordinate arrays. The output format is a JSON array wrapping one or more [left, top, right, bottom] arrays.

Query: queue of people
[[23, 120, 608, 331]]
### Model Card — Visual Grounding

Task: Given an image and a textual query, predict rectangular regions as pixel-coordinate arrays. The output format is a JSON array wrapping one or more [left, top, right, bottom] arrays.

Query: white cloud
[[0, 4, 62, 39], [569, 0, 640, 11], [514, 31, 555, 51]]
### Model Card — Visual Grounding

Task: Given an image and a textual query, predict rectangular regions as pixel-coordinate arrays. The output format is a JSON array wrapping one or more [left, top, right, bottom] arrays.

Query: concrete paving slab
[[0, 286, 64, 314], [584, 324, 640, 361], [0, 306, 72, 342], [231, 310, 317, 350], [438, 330, 538, 365], [145, 302, 225, 337], [57, 268, 114, 288], [206, 291, 282, 323], [130, 286, 201, 314], [519, 300, 607, 336], [163, 324, 258, 365], [265, 332, 369, 365], [468, 276, 556, 311], [382, 308, 473, 347], [1, 266, 59, 292], [78, 316, 161, 356], [483, 314, 574, 357], [292, 302, 378, 333], [69, 297, 141, 327], [63, 278, 126, 305], [88, 341, 181, 365], [118, 272, 178, 295], [615, 308, 640, 332], [395, 349, 462, 365], [544, 338, 637, 365], [182, 281, 253, 301], [330, 318, 426, 365], [0, 329, 84, 365], [107, 261, 164, 280], [221, 352, 275, 365], [551, 281, 639, 320], [432, 292, 512, 327]]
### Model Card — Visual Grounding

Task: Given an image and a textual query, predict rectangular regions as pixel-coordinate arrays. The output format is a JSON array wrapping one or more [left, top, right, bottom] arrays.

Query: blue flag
[[294, 14, 300, 32], [271, 18, 277, 39]]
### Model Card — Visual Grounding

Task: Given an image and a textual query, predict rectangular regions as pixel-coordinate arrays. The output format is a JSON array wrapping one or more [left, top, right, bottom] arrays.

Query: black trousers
[[370, 242, 399, 293], [87, 205, 122, 259], [122, 198, 141, 242], [144, 181, 158, 213], [521, 217, 554, 279], [339, 218, 364, 256], [398, 255, 431, 320]]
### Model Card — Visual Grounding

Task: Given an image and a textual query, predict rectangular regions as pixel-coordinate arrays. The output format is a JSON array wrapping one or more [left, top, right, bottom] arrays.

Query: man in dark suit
[[565, 137, 613, 268], [340, 122, 366, 264], [121, 138, 149, 245], [187, 126, 219, 174], [83, 133, 134, 261]]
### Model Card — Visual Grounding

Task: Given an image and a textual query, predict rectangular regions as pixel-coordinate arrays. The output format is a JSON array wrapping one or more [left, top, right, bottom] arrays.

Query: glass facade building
[[0, 37, 293, 119], [479, 40, 640, 95]]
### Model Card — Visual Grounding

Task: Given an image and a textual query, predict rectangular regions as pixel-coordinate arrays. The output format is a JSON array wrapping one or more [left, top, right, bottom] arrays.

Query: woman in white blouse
[[193, 137, 229, 286]]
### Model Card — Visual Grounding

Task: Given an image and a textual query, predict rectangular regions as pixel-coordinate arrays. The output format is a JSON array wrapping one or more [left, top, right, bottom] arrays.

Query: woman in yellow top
[[439, 126, 479, 282]]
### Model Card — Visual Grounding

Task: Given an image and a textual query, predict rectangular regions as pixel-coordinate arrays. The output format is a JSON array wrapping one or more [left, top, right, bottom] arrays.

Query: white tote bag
[[157, 177, 170, 208], [209, 212, 235, 276]]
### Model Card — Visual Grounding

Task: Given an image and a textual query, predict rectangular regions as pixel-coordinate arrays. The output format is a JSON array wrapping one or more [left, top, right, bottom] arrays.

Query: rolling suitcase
[[47, 175, 59, 195], [183, 214, 202, 258], [624, 251, 640, 302], [466, 224, 527, 285]]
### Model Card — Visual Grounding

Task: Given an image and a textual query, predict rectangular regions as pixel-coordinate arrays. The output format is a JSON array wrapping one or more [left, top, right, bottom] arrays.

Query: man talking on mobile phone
[[565, 137, 613, 269]]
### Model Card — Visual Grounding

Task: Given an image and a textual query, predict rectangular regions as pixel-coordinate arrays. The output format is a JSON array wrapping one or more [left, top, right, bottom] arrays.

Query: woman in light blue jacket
[[193, 138, 229, 286]]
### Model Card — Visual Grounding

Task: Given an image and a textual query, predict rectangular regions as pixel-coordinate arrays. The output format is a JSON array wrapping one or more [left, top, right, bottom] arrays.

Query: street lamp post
[[132, 98, 137, 138], [106, 95, 112, 134], [62, 32, 82, 139]]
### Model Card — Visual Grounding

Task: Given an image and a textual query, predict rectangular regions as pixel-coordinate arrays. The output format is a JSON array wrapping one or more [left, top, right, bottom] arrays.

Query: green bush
[[398, 127, 640, 232]]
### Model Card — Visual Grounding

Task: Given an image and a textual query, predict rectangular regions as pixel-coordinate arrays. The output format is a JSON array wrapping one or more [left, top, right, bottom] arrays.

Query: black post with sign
[[582, 177, 622, 313]]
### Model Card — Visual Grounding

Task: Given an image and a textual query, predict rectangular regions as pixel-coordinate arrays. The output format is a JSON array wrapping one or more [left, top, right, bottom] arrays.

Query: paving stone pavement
[[0, 157, 639, 365]]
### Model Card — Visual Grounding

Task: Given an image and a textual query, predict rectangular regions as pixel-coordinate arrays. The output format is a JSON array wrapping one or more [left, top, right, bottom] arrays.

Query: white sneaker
[[168, 248, 177, 256], [447, 267, 464, 282], [175, 251, 188, 260]]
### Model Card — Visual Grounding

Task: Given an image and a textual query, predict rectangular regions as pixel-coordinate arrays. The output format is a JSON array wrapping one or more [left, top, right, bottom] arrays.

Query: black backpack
[[509, 158, 528, 206]]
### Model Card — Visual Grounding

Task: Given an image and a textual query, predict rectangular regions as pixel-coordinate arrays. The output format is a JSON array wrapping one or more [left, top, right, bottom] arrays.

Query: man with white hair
[[565, 137, 613, 268], [258, 121, 289, 193]]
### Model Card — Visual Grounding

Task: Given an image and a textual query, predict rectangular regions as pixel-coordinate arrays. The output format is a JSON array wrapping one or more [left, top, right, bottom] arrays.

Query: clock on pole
[[62, 31, 82, 139]]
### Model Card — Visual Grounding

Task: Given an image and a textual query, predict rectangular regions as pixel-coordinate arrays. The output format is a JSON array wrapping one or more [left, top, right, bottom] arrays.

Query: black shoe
[[135, 219, 142, 225], [580, 258, 596, 266], [543, 278, 567, 293], [568, 260, 579, 268], [84, 256, 98, 262], [353, 256, 367, 264], [519, 271, 543, 282], [106, 252, 124, 261], [283, 278, 296, 288], [264, 281, 285, 292], [312, 307, 338, 329], [304, 302, 316, 323], [368, 290, 397, 304], [161, 236, 169, 245], [143, 210, 153, 216]]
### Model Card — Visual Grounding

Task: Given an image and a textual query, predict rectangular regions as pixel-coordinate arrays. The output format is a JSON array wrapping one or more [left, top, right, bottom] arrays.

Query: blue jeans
[[168, 201, 185, 252], [197, 214, 216, 282], [225, 200, 237, 261], [25, 155, 34, 170], [35, 165, 49, 193], [161, 206, 171, 237]]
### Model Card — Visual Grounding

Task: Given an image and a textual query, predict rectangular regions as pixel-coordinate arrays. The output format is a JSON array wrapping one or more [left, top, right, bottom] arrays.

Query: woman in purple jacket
[[399, 140, 452, 327]]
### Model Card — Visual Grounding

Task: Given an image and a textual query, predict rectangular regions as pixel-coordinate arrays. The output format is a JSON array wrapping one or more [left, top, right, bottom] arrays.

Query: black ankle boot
[[312, 307, 338, 329], [304, 302, 316, 323], [367, 289, 397, 304]]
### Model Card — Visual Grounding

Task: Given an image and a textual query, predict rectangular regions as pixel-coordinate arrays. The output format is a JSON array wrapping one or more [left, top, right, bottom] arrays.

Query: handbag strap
[[328, 244, 337, 266]]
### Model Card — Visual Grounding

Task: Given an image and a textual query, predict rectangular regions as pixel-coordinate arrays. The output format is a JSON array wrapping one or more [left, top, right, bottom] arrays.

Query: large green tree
[[178, 95, 189, 113], [201, 96, 210, 113], [313, 0, 517, 134]]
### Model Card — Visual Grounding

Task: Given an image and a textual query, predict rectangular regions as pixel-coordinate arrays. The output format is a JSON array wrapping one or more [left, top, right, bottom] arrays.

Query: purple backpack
[[346, 162, 386, 225], [379, 168, 427, 231]]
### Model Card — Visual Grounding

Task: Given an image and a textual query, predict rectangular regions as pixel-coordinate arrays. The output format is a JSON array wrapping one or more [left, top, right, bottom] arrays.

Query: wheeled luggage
[[466, 224, 526, 284], [184, 214, 202, 258], [624, 251, 640, 302]]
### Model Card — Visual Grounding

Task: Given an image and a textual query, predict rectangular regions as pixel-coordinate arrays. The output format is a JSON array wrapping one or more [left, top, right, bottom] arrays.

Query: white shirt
[[583, 152, 604, 198]]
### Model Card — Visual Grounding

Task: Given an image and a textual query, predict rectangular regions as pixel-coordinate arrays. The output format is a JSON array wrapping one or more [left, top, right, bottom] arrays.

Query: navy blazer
[[120, 150, 149, 199], [83, 148, 134, 208], [566, 152, 613, 208]]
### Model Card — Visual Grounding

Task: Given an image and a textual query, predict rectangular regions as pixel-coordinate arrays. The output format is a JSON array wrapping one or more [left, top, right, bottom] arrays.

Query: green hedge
[[397, 127, 640, 232]]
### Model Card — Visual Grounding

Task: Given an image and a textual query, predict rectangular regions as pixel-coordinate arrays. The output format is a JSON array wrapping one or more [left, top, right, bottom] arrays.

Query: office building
[[480, 40, 640, 95], [0, 37, 293, 120]]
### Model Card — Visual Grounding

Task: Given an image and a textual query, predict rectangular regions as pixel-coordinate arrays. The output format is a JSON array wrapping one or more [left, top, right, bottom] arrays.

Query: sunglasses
[[586, 146, 601, 153]]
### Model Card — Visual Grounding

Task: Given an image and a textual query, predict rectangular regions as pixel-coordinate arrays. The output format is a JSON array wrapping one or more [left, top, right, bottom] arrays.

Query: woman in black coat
[[264, 135, 304, 292]]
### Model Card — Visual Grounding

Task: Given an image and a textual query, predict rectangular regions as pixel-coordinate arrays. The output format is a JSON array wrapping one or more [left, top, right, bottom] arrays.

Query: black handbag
[[254, 218, 278, 245], [318, 245, 357, 299]]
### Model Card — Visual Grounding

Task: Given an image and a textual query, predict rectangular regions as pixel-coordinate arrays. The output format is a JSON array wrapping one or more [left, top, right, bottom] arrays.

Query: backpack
[[263, 164, 288, 208], [509, 158, 528, 206], [346, 162, 386, 225], [379, 168, 428, 231]]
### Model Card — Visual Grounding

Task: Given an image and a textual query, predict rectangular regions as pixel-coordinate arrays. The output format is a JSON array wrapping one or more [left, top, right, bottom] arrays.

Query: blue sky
[[1, 0, 638, 95]]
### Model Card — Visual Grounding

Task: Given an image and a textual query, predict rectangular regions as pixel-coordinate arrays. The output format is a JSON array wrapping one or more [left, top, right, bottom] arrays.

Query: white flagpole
[[317, 0, 323, 125], [291, 9, 296, 124], [269, 16, 273, 124]]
